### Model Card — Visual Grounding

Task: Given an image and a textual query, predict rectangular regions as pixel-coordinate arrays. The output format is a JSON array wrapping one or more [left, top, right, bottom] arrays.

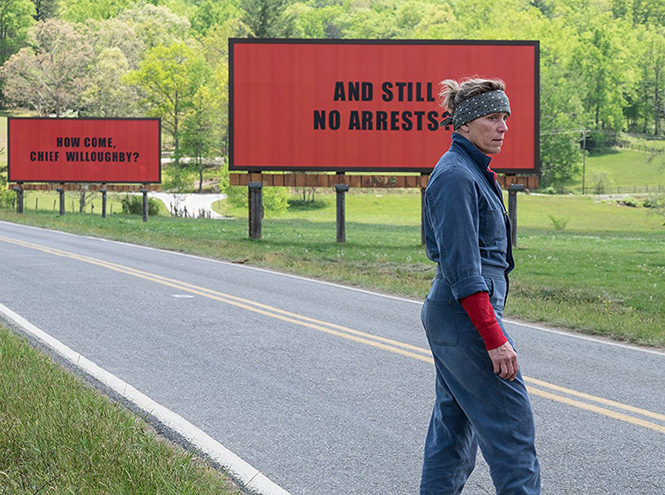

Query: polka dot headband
[[440, 90, 511, 130]]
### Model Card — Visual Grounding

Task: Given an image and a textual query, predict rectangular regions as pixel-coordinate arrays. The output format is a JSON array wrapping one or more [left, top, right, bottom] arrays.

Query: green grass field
[[0, 325, 236, 494], [575, 146, 665, 193]]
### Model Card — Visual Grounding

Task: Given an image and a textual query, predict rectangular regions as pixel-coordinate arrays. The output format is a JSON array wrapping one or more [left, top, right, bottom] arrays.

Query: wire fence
[[569, 184, 665, 195]]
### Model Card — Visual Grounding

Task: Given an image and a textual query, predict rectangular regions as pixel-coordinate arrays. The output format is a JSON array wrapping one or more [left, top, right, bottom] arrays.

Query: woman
[[420, 77, 541, 495]]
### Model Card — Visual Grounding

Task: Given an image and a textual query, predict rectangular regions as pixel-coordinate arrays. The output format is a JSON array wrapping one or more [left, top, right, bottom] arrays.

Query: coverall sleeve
[[425, 166, 488, 300], [425, 166, 507, 350]]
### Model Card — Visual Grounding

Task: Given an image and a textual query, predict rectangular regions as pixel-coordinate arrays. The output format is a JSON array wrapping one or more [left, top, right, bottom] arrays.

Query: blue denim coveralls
[[420, 133, 541, 494]]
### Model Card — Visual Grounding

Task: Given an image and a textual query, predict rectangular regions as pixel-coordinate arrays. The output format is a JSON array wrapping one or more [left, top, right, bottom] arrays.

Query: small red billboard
[[230, 39, 539, 174], [8, 118, 161, 183]]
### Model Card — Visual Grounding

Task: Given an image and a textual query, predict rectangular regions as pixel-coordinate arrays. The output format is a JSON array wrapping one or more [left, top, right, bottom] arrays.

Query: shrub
[[119, 195, 161, 216], [548, 214, 569, 231], [619, 197, 638, 207], [0, 189, 15, 209]]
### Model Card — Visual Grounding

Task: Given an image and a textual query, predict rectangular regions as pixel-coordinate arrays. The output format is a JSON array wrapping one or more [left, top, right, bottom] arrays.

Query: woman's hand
[[488, 341, 519, 381]]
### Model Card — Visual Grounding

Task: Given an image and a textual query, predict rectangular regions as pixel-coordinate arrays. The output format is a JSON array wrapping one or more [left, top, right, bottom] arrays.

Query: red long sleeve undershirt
[[460, 291, 507, 350]]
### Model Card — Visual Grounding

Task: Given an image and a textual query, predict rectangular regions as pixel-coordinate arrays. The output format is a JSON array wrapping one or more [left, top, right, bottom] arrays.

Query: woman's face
[[459, 112, 509, 155]]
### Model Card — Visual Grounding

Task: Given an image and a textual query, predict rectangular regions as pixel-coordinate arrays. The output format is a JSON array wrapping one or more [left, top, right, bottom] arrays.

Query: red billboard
[[8, 118, 161, 183], [230, 39, 539, 174]]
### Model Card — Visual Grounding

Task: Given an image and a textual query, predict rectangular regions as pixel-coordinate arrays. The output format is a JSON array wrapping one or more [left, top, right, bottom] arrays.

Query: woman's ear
[[457, 123, 470, 135]]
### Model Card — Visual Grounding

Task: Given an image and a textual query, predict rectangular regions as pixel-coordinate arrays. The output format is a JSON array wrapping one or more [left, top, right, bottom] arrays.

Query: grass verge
[[0, 325, 237, 495]]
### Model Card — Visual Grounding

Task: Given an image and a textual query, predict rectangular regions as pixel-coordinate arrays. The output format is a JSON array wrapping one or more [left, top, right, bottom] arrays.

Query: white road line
[[0, 302, 291, 495]]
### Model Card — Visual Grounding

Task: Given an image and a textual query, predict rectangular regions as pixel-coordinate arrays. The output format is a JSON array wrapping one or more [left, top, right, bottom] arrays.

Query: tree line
[[2, 0, 665, 191]]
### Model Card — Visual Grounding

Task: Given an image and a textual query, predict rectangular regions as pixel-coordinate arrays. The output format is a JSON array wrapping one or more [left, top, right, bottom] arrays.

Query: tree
[[284, 3, 348, 38], [0, 19, 93, 116], [77, 17, 143, 116], [33, 0, 59, 21], [240, 0, 294, 37], [200, 18, 252, 68], [571, 21, 631, 131], [127, 41, 211, 165], [81, 47, 140, 116], [538, 131, 582, 190], [118, 3, 191, 50], [645, 191, 665, 225], [630, 26, 665, 135], [180, 79, 220, 192], [190, 0, 242, 36], [59, 0, 132, 23], [82, 17, 144, 69], [0, 0, 35, 66]]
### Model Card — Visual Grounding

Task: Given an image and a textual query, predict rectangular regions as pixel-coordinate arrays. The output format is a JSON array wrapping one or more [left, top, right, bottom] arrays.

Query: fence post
[[248, 182, 263, 240], [57, 184, 65, 216], [100, 184, 107, 218], [13, 185, 24, 213], [140, 184, 149, 222], [420, 173, 430, 246], [335, 183, 349, 243], [508, 184, 524, 247]]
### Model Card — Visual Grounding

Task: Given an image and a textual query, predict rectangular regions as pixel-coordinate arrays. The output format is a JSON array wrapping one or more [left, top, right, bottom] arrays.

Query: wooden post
[[140, 184, 149, 222], [57, 184, 65, 216], [248, 181, 263, 240], [421, 173, 428, 246], [100, 184, 107, 218], [508, 184, 524, 247], [335, 183, 349, 243], [12, 184, 24, 213]]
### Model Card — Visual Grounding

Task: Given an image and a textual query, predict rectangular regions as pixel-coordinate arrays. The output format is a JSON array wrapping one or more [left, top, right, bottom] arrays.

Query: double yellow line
[[3, 234, 665, 435]]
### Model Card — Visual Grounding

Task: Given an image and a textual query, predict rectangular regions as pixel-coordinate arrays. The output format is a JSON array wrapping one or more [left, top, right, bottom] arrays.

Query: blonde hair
[[439, 77, 506, 114]]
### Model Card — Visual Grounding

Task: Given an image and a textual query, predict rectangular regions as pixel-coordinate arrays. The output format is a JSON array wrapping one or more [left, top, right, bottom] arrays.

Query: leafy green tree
[[81, 47, 140, 116], [127, 41, 211, 165], [538, 131, 582, 190], [181, 87, 217, 193], [59, 0, 132, 22], [240, 0, 295, 37], [118, 3, 190, 50], [190, 0, 242, 36], [0, 19, 93, 116], [82, 17, 144, 68], [409, 2, 459, 39], [342, 5, 400, 38], [608, 0, 665, 26], [285, 3, 348, 38], [179, 63, 229, 193], [571, 20, 631, 131], [76, 17, 143, 116], [200, 17, 252, 67], [629, 26, 665, 135], [0, 0, 35, 66], [33, 0, 59, 21]]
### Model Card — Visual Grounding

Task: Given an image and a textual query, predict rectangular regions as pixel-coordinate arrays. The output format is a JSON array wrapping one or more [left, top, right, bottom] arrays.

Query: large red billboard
[[230, 39, 539, 174], [8, 118, 161, 183]]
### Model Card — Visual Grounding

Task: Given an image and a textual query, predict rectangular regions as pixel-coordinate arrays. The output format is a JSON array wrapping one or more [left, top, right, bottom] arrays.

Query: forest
[[1, 0, 665, 190]]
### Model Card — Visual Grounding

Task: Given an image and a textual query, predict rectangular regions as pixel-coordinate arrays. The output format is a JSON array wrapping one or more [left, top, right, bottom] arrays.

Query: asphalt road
[[1, 220, 664, 495]]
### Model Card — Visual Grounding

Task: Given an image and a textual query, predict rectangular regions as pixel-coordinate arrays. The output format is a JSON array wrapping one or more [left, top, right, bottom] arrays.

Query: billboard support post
[[421, 173, 429, 246], [100, 184, 107, 218], [508, 184, 524, 247], [335, 183, 349, 243], [248, 182, 263, 240], [13, 185, 23, 213], [57, 184, 65, 216], [140, 184, 149, 222]]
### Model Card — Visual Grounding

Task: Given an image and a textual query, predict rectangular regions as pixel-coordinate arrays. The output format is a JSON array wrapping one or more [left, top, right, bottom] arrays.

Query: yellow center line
[[525, 376, 665, 423], [3, 235, 665, 434], [525, 387, 665, 436]]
